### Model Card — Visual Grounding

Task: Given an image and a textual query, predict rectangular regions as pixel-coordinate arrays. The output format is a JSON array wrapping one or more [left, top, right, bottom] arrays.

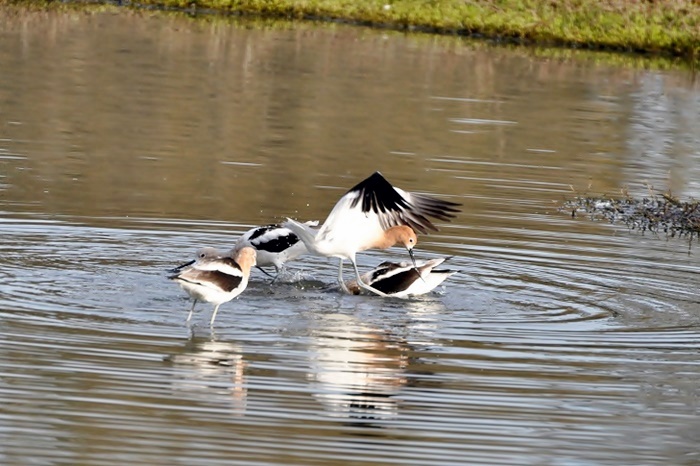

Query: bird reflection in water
[[164, 336, 247, 416], [307, 314, 410, 427]]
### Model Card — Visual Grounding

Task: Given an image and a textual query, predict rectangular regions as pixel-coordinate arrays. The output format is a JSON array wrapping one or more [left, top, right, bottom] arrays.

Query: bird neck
[[373, 227, 402, 249], [236, 257, 255, 276]]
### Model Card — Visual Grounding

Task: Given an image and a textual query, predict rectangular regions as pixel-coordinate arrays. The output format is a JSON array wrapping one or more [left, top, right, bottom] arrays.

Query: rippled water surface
[[2, 8, 700, 465]]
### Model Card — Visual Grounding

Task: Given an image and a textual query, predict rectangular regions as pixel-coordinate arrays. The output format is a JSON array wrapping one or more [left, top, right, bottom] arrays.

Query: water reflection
[[307, 313, 409, 426], [1, 6, 700, 466], [165, 336, 247, 415], [625, 73, 700, 196]]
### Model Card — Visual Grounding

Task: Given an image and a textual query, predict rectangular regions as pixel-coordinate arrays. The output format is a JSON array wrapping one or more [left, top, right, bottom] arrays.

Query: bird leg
[[351, 259, 390, 298], [187, 299, 198, 322], [268, 266, 282, 285], [210, 304, 221, 326], [337, 258, 352, 294]]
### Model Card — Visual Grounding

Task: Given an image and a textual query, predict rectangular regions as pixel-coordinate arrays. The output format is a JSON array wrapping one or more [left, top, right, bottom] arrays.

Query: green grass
[[3, 0, 700, 61], [143, 0, 700, 59]]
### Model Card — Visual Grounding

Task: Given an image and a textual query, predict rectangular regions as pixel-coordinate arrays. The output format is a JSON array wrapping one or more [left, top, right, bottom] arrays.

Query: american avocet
[[283, 171, 460, 297], [169, 247, 256, 326], [233, 221, 318, 281], [347, 257, 456, 298], [168, 247, 223, 321]]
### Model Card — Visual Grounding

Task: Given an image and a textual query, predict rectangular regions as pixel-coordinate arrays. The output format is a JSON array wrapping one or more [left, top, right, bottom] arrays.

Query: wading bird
[[233, 221, 317, 281], [169, 247, 256, 326], [284, 171, 460, 296], [346, 257, 456, 298]]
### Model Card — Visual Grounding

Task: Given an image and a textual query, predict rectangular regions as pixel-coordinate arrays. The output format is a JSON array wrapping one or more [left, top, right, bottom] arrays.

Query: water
[[1, 8, 700, 465]]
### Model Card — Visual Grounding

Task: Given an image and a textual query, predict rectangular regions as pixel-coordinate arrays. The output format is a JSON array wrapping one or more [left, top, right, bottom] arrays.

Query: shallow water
[[1, 8, 700, 465]]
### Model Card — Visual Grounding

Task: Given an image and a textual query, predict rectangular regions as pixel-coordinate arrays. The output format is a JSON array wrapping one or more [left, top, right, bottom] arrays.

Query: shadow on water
[[1, 7, 700, 466]]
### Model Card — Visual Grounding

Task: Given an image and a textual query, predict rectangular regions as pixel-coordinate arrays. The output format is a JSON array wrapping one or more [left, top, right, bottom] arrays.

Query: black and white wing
[[343, 171, 461, 234]]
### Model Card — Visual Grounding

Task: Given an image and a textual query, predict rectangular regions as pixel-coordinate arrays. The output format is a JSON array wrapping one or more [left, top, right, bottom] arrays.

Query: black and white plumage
[[169, 247, 256, 326], [233, 221, 318, 280], [283, 171, 460, 297], [346, 171, 460, 234], [347, 257, 456, 298]]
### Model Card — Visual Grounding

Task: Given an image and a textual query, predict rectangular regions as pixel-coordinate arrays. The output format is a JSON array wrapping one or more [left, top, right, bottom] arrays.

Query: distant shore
[[3, 0, 700, 61]]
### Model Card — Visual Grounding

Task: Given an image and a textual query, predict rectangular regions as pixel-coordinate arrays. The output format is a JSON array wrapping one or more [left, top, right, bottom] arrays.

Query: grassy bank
[[4, 0, 700, 61], [134, 0, 700, 60]]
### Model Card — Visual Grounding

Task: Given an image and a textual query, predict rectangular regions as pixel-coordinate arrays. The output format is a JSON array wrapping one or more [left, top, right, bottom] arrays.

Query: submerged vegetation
[[2, 0, 700, 61], [564, 189, 700, 241]]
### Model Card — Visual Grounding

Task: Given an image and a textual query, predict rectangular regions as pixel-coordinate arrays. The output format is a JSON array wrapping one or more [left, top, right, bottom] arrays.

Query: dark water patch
[[565, 193, 700, 239]]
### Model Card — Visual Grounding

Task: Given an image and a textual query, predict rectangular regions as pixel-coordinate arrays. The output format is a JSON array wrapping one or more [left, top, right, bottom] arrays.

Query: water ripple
[[0, 14, 699, 463]]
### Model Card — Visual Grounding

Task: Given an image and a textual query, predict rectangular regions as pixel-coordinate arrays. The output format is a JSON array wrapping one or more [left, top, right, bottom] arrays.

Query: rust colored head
[[378, 225, 417, 250]]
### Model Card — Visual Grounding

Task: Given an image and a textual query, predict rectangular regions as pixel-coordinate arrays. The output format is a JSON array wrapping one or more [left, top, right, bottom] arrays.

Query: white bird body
[[233, 221, 317, 278], [312, 194, 386, 259], [348, 257, 456, 298], [283, 172, 460, 296], [169, 247, 256, 325]]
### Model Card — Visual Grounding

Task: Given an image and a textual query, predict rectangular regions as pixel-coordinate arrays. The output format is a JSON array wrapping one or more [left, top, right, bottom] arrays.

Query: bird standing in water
[[169, 247, 257, 326], [284, 172, 460, 296], [233, 221, 317, 281]]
